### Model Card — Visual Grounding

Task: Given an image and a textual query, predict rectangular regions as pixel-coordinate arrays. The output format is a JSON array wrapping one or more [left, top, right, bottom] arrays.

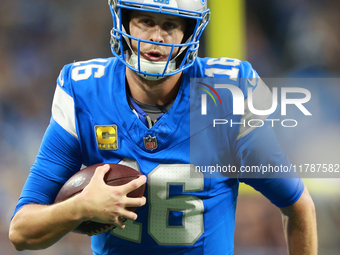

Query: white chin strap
[[128, 52, 177, 81]]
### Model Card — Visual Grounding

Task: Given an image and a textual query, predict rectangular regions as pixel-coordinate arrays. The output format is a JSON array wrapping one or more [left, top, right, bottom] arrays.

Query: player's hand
[[76, 164, 147, 229]]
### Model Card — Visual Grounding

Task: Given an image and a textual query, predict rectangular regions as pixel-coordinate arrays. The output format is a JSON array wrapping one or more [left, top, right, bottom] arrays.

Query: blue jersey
[[13, 57, 304, 255]]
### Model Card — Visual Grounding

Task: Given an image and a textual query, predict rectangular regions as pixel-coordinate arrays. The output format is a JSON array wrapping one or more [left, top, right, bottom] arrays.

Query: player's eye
[[163, 22, 176, 30], [141, 18, 153, 26]]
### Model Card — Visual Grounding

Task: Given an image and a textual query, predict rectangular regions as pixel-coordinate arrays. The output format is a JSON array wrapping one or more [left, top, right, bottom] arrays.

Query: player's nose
[[149, 26, 164, 43]]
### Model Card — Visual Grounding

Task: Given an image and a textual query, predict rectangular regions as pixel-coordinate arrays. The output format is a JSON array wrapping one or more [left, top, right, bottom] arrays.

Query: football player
[[9, 0, 317, 254]]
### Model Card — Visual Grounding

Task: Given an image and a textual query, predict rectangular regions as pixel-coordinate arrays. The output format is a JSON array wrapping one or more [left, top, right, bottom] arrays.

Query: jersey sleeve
[[53, 64, 78, 139], [12, 118, 82, 217], [235, 62, 304, 208], [236, 61, 279, 140], [236, 124, 304, 208], [12, 65, 82, 217]]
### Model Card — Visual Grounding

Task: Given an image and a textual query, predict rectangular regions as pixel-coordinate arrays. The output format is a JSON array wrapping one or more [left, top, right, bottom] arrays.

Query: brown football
[[54, 163, 145, 236]]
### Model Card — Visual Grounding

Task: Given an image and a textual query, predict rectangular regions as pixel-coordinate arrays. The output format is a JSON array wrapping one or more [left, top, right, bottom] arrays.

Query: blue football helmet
[[108, 0, 210, 80]]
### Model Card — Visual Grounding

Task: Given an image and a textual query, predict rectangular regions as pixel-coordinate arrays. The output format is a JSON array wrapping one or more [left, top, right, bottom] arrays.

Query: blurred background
[[1, 0, 339, 254]]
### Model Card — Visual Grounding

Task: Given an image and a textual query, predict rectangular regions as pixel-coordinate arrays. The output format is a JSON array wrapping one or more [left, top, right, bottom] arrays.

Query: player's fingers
[[118, 216, 127, 225], [114, 222, 125, 230], [92, 164, 110, 183], [120, 175, 147, 194], [120, 210, 139, 221], [116, 217, 127, 229], [124, 196, 146, 208], [112, 215, 132, 229]]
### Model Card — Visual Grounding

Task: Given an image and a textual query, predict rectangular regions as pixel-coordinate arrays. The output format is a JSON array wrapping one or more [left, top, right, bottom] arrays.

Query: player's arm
[[233, 63, 317, 253], [235, 125, 317, 254], [10, 195, 84, 251], [9, 164, 146, 251], [280, 186, 317, 255], [9, 121, 146, 251]]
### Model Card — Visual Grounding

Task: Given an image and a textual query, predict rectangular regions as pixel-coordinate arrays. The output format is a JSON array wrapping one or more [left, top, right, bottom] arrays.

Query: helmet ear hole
[[182, 18, 196, 43], [121, 8, 131, 51], [121, 9, 131, 34], [175, 18, 197, 66], [175, 18, 199, 67]]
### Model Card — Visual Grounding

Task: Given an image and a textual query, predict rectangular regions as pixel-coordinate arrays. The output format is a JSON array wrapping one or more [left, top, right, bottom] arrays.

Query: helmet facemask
[[108, 0, 210, 80]]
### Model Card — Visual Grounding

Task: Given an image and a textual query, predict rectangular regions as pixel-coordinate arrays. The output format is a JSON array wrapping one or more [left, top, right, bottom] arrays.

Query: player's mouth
[[144, 51, 163, 61]]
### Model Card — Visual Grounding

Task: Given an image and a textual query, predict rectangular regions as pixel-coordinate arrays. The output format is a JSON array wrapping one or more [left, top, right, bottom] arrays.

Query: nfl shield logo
[[144, 135, 158, 151]]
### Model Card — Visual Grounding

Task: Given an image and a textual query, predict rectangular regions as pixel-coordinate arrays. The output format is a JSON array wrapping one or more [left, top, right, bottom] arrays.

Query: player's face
[[129, 11, 186, 62]]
